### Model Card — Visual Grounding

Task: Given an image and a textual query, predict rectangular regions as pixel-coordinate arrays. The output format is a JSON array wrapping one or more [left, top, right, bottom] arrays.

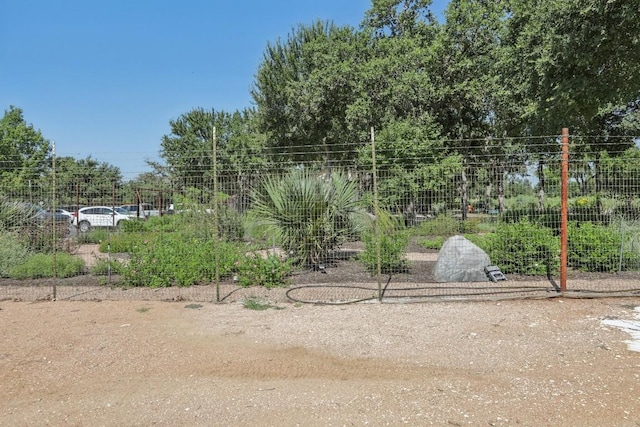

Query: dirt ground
[[1, 297, 640, 426]]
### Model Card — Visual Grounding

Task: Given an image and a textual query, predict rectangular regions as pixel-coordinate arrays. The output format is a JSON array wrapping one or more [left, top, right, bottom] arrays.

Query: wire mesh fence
[[1, 132, 640, 303]]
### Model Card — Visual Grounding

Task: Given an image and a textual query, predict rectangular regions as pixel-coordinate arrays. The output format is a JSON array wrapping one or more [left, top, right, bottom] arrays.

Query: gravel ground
[[1, 297, 640, 426]]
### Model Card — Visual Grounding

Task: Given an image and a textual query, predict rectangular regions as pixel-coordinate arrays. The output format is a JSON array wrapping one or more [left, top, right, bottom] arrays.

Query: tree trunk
[[485, 181, 492, 213], [594, 152, 602, 216], [461, 167, 468, 221], [497, 163, 506, 212], [537, 160, 545, 212]]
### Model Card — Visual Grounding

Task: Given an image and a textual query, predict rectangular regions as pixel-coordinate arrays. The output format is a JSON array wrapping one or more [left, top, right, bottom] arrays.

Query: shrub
[[142, 215, 179, 233], [615, 219, 640, 271], [218, 204, 244, 241], [99, 232, 147, 253], [0, 199, 67, 252], [90, 258, 125, 275], [77, 228, 109, 244], [568, 222, 639, 272], [479, 219, 559, 276], [499, 206, 561, 230], [414, 214, 481, 237], [175, 205, 245, 242], [10, 253, 84, 279], [235, 253, 291, 288], [251, 169, 364, 267], [0, 232, 31, 277], [16, 221, 70, 253], [243, 209, 274, 246], [415, 215, 461, 236], [459, 217, 482, 234], [360, 210, 409, 274], [122, 234, 242, 287], [121, 219, 146, 233], [417, 236, 444, 250]]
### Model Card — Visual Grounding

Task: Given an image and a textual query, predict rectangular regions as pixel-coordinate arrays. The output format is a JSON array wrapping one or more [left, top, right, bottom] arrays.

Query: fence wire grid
[[2, 133, 640, 303]]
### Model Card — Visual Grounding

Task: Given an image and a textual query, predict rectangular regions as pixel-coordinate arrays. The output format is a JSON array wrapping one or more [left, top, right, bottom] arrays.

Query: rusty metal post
[[560, 128, 569, 292]]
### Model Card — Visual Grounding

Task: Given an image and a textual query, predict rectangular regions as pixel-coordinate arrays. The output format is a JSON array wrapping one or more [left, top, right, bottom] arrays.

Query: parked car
[[54, 208, 73, 223], [19, 203, 70, 225], [119, 203, 153, 219], [72, 206, 131, 232]]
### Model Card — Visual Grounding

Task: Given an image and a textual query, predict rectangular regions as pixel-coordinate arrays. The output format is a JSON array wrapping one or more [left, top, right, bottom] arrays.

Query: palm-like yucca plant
[[0, 197, 33, 231], [252, 169, 364, 266]]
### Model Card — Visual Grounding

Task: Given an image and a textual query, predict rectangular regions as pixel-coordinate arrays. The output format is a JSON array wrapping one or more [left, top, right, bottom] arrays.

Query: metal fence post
[[560, 128, 569, 292], [370, 127, 382, 302]]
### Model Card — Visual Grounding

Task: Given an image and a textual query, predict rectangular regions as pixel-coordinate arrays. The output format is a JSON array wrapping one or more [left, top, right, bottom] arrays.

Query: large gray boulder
[[434, 235, 490, 282]]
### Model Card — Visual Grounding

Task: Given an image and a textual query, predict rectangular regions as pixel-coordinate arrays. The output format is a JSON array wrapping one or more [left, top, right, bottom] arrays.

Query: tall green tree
[[435, 0, 522, 216], [160, 107, 217, 191], [47, 156, 123, 207], [501, 0, 640, 208], [354, 0, 440, 131], [357, 118, 460, 218], [252, 20, 366, 165], [0, 106, 51, 195], [160, 107, 267, 206], [508, 0, 640, 133], [362, 0, 437, 38], [353, 0, 454, 216]]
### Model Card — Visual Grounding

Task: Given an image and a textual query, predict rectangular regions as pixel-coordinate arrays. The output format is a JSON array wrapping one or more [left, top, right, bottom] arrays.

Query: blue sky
[[1, 0, 448, 180]]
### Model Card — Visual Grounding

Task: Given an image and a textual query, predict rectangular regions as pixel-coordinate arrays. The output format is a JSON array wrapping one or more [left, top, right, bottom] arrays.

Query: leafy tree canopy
[[47, 156, 123, 207], [0, 106, 51, 192]]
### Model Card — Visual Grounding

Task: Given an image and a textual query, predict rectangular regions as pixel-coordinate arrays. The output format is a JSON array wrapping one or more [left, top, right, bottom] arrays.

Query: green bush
[[463, 233, 490, 248], [459, 217, 482, 234], [499, 206, 561, 230], [0, 232, 31, 277], [10, 253, 85, 279], [90, 258, 125, 275], [501, 203, 614, 230], [360, 210, 409, 274], [235, 253, 292, 288], [17, 221, 69, 253], [143, 215, 180, 233], [417, 236, 444, 250], [617, 219, 640, 270], [121, 219, 146, 232], [251, 169, 364, 266], [77, 228, 110, 244], [480, 219, 559, 276], [415, 215, 461, 236], [243, 209, 275, 246], [568, 222, 639, 272], [218, 205, 244, 242], [122, 234, 242, 287], [99, 232, 147, 253]]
